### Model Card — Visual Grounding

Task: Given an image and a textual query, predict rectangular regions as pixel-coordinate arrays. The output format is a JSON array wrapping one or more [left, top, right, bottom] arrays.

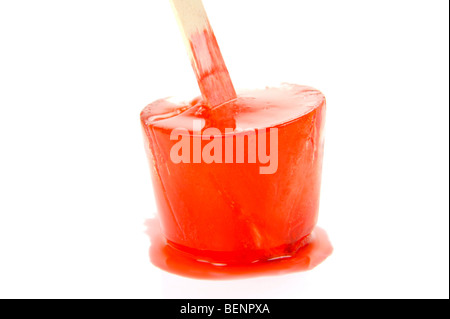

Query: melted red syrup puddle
[[145, 218, 333, 280]]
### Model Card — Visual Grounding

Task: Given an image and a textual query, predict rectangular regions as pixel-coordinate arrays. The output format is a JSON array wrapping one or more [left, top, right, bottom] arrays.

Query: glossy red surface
[[141, 84, 328, 265]]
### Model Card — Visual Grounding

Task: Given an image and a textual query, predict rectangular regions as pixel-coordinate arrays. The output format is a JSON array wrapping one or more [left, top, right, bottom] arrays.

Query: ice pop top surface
[[141, 84, 325, 133]]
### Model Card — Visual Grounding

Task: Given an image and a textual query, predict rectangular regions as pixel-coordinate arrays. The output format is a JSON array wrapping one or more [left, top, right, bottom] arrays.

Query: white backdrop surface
[[0, 0, 448, 299]]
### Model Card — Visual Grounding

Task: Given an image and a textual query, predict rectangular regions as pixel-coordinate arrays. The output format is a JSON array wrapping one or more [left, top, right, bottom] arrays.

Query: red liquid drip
[[145, 218, 333, 280]]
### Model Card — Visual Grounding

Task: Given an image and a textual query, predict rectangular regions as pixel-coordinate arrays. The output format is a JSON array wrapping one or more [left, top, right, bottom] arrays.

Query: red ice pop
[[141, 1, 331, 270], [141, 84, 327, 264]]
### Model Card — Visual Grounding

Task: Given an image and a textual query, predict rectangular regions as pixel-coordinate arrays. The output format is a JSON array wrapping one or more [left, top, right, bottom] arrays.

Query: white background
[[0, 0, 448, 299]]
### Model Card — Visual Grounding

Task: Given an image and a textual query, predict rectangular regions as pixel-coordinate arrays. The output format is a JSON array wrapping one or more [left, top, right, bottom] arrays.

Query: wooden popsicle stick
[[170, 0, 237, 108]]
